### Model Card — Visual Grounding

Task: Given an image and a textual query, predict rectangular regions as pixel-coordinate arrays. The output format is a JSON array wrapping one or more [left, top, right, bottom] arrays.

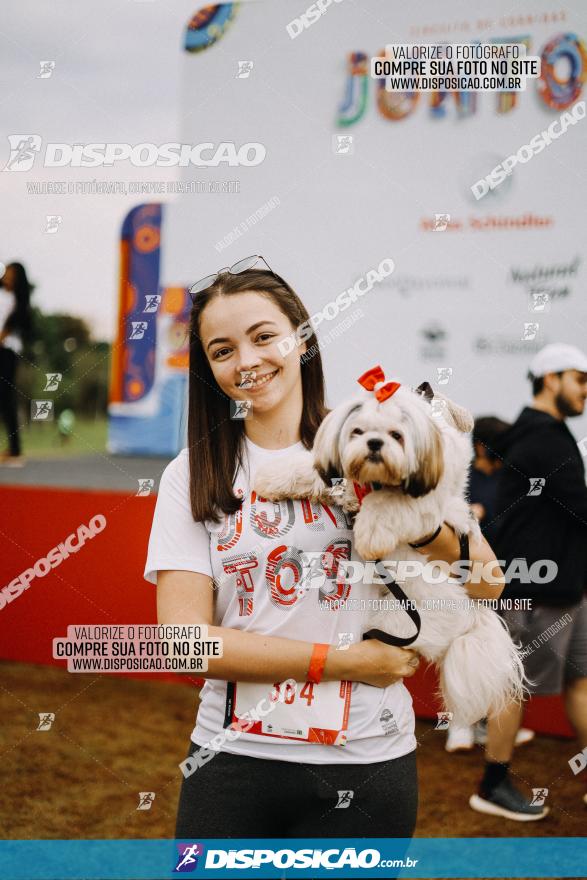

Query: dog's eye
[[389, 431, 403, 442], [351, 428, 364, 436]]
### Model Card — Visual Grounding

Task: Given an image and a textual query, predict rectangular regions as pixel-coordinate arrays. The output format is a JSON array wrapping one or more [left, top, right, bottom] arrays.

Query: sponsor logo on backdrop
[[474, 334, 544, 355], [509, 256, 580, 306], [420, 323, 448, 359], [420, 213, 553, 231], [389, 274, 471, 297]]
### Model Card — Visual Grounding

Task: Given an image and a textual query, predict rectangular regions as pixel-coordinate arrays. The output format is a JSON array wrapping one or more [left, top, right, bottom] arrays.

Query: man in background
[[469, 343, 587, 820], [446, 417, 535, 753], [469, 416, 510, 546]]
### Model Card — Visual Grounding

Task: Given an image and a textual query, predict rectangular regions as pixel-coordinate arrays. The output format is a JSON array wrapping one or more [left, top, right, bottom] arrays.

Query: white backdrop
[[164, 0, 587, 439]]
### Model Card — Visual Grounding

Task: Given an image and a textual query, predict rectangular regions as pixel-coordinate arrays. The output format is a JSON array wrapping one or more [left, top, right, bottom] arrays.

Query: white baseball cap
[[528, 343, 587, 379]]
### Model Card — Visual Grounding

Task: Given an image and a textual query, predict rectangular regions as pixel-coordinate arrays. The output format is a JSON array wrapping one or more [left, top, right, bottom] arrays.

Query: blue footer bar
[[1, 838, 585, 879]]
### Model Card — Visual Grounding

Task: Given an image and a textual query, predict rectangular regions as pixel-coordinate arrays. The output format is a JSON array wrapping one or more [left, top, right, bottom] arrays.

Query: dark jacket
[[4, 298, 32, 343], [492, 406, 587, 606], [468, 467, 500, 547]]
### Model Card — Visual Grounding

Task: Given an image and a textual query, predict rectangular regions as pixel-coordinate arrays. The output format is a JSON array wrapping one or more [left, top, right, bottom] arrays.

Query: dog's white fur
[[252, 384, 525, 727]]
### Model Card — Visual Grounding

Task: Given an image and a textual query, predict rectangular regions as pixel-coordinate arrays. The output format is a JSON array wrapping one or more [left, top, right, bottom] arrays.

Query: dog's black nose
[[367, 437, 383, 452]]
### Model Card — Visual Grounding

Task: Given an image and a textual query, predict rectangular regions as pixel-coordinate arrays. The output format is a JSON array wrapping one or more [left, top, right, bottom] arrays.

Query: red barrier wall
[[0, 485, 186, 686], [0, 485, 574, 737]]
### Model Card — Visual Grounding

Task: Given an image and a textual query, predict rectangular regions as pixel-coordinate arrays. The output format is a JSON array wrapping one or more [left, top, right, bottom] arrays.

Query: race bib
[[224, 679, 352, 746]]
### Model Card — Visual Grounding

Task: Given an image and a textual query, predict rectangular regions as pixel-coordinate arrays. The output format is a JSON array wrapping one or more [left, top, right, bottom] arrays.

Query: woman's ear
[[313, 400, 363, 485]]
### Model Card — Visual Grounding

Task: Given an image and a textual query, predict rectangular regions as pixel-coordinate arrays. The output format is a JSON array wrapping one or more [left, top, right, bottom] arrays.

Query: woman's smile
[[239, 368, 279, 393]]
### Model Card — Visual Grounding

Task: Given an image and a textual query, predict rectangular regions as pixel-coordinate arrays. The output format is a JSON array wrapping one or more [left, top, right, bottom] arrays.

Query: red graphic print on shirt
[[216, 507, 243, 551], [250, 493, 296, 538], [300, 498, 329, 532], [321, 503, 355, 530], [221, 552, 258, 616], [319, 539, 352, 605], [216, 493, 354, 617], [266, 544, 305, 609]]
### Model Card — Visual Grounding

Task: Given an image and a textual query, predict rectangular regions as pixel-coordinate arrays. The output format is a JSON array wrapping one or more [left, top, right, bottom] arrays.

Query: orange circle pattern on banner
[[127, 378, 144, 399], [162, 287, 187, 314], [133, 225, 160, 254]]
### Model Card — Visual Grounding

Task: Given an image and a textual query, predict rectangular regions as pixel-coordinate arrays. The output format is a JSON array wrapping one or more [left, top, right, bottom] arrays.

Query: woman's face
[[2, 266, 16, 291], [199, 291, 307, 414]]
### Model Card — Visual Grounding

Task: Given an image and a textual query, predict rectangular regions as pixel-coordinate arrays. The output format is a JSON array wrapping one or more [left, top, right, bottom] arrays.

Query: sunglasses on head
[[188, 255, 279, 303]]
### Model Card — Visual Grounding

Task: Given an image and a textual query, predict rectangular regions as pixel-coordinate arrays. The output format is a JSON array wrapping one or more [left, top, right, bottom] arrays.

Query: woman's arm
[[411, 523, 505, 600], [157, 569, 421, 687]]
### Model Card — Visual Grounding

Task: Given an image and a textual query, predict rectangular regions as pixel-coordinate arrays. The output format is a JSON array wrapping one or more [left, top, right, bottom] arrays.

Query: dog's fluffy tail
[[438, 609, 527, 727]]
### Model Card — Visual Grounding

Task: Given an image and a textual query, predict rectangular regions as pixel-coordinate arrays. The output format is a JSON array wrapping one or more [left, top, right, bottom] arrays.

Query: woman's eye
[[212, 347, 231, 359], [256, 333, 275, 343], [351, 428, 364, 436], [389, 431, 403, 441]]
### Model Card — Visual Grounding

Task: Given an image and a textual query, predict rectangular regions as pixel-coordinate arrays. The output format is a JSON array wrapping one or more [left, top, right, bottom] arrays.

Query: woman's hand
[[410, 522, 505, 600], [340, 640, 420, 687], [470, 502, 485, 521]]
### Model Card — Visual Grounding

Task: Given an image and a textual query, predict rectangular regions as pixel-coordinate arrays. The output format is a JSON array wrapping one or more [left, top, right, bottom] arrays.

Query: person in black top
[[469, 343, 587, 821], [446, 417, 536, 754], [0, 262, 33, 465], [469, 416, 510, 547], [473, 415, 537, 761]]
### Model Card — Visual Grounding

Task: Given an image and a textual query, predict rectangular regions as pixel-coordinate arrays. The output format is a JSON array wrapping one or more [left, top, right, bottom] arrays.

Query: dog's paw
[[252, 451, 325, 501], [342, 494, 360, 513], [251, 462, 293, 501], [354, 513, 398, 560], [329, 480, 360, 512]]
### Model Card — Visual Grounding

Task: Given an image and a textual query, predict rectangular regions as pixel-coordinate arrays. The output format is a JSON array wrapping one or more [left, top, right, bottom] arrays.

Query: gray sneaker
[[469, 777, 549, 821]]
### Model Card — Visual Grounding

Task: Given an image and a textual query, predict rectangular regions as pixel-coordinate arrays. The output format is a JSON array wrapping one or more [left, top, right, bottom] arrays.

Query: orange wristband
[[307, 643, 330, 684]]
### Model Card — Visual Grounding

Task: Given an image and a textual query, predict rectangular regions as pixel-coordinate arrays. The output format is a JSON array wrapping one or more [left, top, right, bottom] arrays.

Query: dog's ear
[[403, 420, 444, 498], [415, 381, 473, 433], [313, 400, 363, 485], [433, 391, 474, 433], [415, 381, 434, 402]]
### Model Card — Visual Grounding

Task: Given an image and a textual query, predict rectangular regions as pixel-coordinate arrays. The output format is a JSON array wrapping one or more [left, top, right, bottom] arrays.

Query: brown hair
[[187, 268, 328, 523]]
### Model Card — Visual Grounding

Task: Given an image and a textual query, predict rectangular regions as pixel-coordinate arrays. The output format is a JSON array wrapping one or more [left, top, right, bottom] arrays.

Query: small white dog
[[252, 366, 525, 726]]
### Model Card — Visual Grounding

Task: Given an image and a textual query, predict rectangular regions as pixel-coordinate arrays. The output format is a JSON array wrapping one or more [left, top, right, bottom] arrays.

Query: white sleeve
[[143, 450, 213, 585]]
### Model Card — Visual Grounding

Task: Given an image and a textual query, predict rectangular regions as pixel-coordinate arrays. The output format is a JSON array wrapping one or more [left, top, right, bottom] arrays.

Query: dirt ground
[[1, 661, 585, 878]]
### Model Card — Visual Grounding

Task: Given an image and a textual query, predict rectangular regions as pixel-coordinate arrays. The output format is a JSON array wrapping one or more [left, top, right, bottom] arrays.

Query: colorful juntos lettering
[[337, 33, 587, 125]]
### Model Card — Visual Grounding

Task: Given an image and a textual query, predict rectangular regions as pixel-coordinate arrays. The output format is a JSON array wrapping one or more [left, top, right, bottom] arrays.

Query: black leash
[[362, 531, 470, 647]]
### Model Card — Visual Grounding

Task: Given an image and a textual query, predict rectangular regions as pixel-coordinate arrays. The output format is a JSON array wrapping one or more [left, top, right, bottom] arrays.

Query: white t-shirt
[[144, 436, 416, 764], [0, 290, 22, 354]]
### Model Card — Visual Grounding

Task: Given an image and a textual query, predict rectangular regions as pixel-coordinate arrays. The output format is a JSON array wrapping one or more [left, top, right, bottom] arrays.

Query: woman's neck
[[244, 386, 304, 450]]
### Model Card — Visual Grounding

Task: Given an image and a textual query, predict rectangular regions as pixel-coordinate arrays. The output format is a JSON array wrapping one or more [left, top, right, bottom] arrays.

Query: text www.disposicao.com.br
[[70, 657, 203, 671]]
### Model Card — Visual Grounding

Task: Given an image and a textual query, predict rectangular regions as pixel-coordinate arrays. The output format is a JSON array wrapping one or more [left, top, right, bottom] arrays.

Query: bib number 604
[[269, 680, 316, 705]]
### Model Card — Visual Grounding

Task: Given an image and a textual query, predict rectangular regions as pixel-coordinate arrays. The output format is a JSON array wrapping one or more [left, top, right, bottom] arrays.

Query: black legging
[[0, 346, 20, 456], [176, 741, 418, 839]]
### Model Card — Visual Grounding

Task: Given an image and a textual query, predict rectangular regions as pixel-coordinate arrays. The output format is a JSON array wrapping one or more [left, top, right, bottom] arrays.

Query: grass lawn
[[13, 416, 109, 458]]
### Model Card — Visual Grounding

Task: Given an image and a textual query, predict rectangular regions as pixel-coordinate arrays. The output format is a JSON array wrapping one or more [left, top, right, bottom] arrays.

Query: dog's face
[[314, 387, 445, 498]]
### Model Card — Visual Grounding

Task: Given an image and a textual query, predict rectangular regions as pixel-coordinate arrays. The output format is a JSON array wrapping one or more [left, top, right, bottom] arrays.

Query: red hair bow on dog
[[357, 365, 401, 402]]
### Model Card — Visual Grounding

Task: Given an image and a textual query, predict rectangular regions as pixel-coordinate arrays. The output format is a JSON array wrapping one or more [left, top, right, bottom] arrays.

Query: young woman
[[0, 262, 33, 466], [144, 256, 504, 842]]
